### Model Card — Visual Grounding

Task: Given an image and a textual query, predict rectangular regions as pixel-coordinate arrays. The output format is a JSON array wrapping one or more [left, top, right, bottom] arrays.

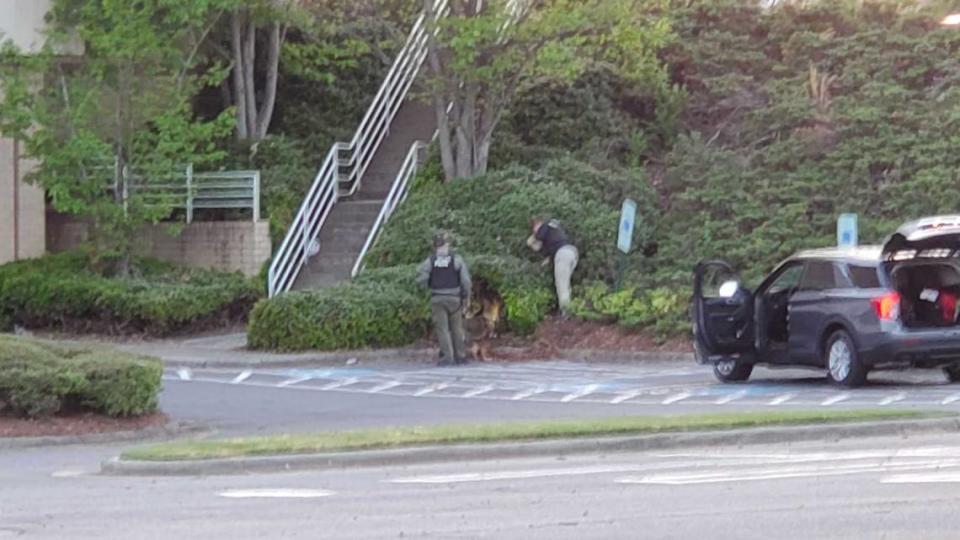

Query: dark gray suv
[[693, 216, 960, 387]]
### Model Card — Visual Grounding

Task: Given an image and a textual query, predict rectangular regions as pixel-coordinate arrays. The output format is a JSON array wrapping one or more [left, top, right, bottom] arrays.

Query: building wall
[[0, 0, 54, 265], [48, 217, 273, 277]]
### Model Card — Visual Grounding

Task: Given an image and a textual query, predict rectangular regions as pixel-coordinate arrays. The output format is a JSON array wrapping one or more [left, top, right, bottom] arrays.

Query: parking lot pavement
[[163, 359, 960, 411]]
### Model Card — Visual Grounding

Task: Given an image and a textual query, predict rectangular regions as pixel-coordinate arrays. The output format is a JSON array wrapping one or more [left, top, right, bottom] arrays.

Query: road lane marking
[[52, 470, 88, 478], [662, 392, 692, 405], [714, 390, 747, 405], [882, 472, 960, 484], [462, 385, 495, 398], [767, 393, 796, 405], [821, 393, 851, 406], [610, 390, 643, 404], [942, 393, 960, 405], [561, 384, 600, 403], [368, 381, 403, 393], [218, 489, 334, 499], [320, 378, 358, 391], [389, 463, 715, 485], [414, 383, 450, 397], [231, 370, 253, 384], [618, 459, 960, 485], [176, 368, 192, 381], [879, 393, 906, 406], [278, 376, 312, 387]]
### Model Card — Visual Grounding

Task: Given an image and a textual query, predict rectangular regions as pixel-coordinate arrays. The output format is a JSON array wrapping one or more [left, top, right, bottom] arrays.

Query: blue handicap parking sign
[[837, 213, 858, 248], [618, 199, 637, 254]]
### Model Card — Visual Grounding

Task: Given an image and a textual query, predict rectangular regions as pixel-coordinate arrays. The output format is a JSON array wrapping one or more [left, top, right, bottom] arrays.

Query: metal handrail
[[267, 0, 448, 297], [350, 141, 427, 278]]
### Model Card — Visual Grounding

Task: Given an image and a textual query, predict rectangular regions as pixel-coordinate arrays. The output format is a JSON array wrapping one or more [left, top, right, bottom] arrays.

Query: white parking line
[[768, 393, 796, 406], [714, 390, 747, 405], [414, 383, 450, 397], [879, 393, 906, 406], [218, 489, 334, 499], [821, 393, 851, 406], [368, 381, 403, 393], [512, 386, 547, 401], [231, 370, 253, 384], [882, 472, 960, 484], [662, 392, 692, 405], [462, 385, 495, 398], [278, 376, 312, 388], [176, 368, 192, 381], [610, 390, 643, 404], [942, 393, 960, 405], [320, 378, 358, 391], [561, 384, 600, 403]]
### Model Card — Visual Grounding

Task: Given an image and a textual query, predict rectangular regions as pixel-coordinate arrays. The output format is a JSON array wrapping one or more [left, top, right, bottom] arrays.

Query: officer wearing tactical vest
[[416, 233, 472, 366], [527, 217, 578, 314]]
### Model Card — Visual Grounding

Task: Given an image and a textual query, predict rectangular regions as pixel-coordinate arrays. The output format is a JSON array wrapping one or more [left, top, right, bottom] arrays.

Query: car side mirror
[[719, 280, 741, 299]]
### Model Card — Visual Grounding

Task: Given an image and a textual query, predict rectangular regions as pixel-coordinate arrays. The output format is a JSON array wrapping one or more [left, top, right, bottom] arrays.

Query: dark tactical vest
[[429, 254, 460, 291], [538, 221, 571, 258]]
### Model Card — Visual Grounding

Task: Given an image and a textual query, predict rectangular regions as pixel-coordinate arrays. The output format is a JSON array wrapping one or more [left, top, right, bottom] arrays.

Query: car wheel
[[943, 365, 960, 383], [824, 330, 867, 387], [713, 358, 753, 383]]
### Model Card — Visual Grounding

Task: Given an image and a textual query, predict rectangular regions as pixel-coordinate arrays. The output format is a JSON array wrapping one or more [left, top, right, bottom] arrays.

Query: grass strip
[[122, 409, 937, 462]]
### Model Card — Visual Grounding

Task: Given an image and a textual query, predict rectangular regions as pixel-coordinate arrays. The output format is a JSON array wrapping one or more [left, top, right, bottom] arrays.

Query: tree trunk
[[230, 11, 249, 140], [243, 14, 258, 136], [256, 22, 282, 140]]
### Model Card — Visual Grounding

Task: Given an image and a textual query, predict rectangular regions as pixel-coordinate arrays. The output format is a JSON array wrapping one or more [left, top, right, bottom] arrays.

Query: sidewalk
[[58, 331, 693, 369]]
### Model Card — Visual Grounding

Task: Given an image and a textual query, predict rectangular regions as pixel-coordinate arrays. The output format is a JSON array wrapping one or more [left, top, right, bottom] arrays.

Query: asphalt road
[[161, 360, 960, 436], [7, 433, 960, 539]]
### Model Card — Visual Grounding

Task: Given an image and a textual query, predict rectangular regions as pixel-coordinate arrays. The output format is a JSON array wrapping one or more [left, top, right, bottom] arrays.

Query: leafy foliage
[[0, 252, 261, 335], [367, 157, 659, 284], [0, 336, 162, 418], [568, 282, 689, 341]]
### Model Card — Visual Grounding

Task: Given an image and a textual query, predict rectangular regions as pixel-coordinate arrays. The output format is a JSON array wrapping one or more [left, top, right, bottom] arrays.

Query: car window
[[766, 264, 805, 295], [849, 265, 881, 289], [799, 261, 845, 291]]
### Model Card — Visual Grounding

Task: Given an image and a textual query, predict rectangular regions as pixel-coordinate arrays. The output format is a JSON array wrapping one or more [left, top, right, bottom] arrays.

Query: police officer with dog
[[416, 233, 472, 366]]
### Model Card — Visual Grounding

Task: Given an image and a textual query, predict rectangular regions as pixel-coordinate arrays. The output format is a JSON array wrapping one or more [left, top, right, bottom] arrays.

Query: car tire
[[943, 365, 960, 383], [713, 358, 753, 383], [824, 330, 867, 387]]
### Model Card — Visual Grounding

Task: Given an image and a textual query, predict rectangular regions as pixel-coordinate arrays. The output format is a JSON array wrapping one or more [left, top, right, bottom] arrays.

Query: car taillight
[[871, 292, 900, 321]]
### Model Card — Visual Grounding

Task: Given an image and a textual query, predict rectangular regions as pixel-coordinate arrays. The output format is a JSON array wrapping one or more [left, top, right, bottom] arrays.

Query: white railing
[[110, 163, 261, 223], [351, 141, 428, 278], [267, 1, 450, 297]]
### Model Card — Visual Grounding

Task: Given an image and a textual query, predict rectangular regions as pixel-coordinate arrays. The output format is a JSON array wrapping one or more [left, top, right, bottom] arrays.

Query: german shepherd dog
[[465, 281, 504, 361]]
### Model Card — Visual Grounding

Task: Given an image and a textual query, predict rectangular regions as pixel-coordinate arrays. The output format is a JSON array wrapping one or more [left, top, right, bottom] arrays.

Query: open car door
[[692, 260, 755, 364]]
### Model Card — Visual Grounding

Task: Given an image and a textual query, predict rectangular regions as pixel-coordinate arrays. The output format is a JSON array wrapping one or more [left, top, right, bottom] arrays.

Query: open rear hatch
[[883, 216, 960, 329]]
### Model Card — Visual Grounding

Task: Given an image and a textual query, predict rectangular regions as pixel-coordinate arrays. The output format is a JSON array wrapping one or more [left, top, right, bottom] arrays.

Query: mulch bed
[[0, 411, 168, 438]]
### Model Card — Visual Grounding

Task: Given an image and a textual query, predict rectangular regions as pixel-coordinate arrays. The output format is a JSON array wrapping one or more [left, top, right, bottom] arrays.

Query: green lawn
[[122, 410, 935, 462]]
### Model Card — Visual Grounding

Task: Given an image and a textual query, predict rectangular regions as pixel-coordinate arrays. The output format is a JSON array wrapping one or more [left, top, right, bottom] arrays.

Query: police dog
[[465, 281, 504, 361]]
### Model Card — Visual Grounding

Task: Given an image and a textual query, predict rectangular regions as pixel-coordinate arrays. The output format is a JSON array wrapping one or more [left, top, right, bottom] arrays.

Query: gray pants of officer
[[554, 245, 579, 313], [431, 295, 466, 361]]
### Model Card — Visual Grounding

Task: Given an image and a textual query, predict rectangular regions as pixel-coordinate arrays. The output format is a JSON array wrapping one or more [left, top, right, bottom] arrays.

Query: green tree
[[0, 0, 234, 274], [422, 0, 673, 181]]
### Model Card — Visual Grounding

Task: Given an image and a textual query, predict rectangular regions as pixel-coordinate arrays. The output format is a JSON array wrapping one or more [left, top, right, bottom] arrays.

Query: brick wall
[[48, 217, 272, 277]]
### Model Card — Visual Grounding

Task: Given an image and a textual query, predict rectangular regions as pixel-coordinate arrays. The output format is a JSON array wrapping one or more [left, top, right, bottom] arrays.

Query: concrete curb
[[1, 421, 205, 451], [159, 348, 694, 369], [100, 416, 960, 477]]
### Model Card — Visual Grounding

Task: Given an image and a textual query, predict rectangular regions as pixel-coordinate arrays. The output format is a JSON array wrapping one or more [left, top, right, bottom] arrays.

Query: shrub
[[248, 255, 554, 351], [0, 252, 262, 335], [0, 335, 162, 418], [366, 157, 660, 284], [569, 281, 690, 341]]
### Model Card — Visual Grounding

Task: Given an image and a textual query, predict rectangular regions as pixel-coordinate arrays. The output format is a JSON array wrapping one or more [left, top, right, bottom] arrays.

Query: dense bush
[[0, 252, 261, 335], [0, 335, 162, 418], [248, 255, 554, 351], [366, 157, 660, 284], [569, 282, 690, 341], [653, 0, 960, 285]]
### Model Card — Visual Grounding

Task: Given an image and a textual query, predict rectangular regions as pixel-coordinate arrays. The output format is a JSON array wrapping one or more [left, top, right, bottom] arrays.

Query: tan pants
[[554, 245, 578, 312]]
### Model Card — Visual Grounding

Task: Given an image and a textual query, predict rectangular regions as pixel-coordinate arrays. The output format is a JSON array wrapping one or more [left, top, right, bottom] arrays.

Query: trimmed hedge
[[569, 281, 689, 341], [0, 335, 162, 418], [0, 252, 262, 335], [248, 255, 554, 351]]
